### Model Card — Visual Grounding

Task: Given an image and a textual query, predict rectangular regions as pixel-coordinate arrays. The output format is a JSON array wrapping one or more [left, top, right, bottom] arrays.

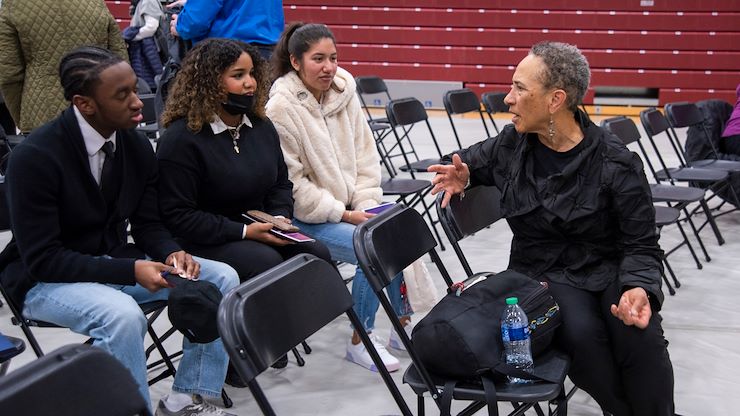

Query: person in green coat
[[0, 0, 127, 133]]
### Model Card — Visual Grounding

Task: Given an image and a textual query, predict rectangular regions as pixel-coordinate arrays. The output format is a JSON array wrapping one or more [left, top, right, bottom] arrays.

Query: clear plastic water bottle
[[500, 297, 534, 383]]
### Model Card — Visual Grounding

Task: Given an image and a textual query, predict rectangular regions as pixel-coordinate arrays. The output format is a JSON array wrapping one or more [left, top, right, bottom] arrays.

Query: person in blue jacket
[[168, 0, 284, 59]]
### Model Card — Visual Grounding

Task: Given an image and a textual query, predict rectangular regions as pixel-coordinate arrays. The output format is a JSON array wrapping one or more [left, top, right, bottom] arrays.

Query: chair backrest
[[481, 91, 509, 135], [640, 107, 691, 172], [601, 115, 639, 146], [664, 102, 704, 128], [138, 93, 158, 125], [386, 97, 428, 127], [481, 91, 509, 114], [354, 204, 451, 293], [218, 254, 412, 415], [443, 88, 491, 148], [0, 344, 151, 416], [601, 116, 662, 184], [435, 186, 503, 277], [665, 101, 722, 159], [444, 88, 482, 115], [218, 255, 353, 380], [355, 76, 392, 122]]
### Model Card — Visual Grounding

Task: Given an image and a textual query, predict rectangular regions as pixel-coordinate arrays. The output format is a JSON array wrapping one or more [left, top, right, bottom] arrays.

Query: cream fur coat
[[266, 67, 382, 223]]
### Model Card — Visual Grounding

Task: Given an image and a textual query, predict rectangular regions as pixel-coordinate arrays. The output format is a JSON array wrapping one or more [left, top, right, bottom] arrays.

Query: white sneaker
[[388, 323, 413, 351], [346, 335, 401, 372]]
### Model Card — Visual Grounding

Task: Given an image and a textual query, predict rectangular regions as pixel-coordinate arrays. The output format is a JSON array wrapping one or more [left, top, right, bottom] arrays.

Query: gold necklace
[[227, 127, 240, 154]]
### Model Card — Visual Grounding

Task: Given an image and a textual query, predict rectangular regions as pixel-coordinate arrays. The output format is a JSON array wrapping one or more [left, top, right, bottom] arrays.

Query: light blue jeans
[[293, 220, 412, 331], [22, 257, 239, 406]]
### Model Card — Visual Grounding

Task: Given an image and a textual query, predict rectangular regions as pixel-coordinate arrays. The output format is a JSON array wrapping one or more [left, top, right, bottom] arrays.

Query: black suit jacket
[[0, 107, 180, 308]]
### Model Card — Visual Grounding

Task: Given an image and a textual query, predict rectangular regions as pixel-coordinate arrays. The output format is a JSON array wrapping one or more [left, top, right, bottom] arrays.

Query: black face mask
[[222, 93, 254, 116]]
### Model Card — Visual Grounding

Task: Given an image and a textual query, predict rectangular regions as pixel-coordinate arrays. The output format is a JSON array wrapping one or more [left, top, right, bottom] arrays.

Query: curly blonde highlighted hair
[[161, 38, 270, 132]]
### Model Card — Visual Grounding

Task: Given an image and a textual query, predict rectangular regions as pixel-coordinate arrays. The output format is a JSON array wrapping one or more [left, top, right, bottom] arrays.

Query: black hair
[[59, 46, 125, 101], [271, 22, 336, 80], [161, 38, 271, 131]]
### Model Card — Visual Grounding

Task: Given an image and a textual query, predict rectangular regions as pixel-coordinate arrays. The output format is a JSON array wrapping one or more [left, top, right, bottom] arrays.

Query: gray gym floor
[[2, 111, 738, 415]]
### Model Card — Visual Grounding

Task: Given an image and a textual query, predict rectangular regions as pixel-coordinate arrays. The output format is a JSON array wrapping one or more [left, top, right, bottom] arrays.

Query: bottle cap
[[505, 297, 518, 305]]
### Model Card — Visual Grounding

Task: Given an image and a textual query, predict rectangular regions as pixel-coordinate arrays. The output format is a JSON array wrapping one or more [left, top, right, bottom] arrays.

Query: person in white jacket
[[266, 22, 411, 373]]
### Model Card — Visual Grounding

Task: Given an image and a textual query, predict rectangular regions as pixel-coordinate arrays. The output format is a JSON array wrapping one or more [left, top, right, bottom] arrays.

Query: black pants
[[547, 279, 674, 416], [185, 239, 332, 282], [722, 133, 740, 156]]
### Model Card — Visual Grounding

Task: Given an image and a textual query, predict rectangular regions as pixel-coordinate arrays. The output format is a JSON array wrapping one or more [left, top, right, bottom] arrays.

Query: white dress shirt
[[73, 106, 116, 185]]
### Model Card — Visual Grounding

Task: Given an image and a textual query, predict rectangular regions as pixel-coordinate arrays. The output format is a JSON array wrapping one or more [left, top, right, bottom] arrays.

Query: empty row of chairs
[[601, 102, 740, 295]]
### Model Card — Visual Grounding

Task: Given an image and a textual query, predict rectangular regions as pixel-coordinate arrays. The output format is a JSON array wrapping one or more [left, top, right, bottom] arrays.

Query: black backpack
[[412, 269, 562, 383]]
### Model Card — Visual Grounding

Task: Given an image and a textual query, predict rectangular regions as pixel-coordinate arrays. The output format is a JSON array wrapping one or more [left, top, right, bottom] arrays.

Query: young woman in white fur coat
[[266, 22, 412, 373]]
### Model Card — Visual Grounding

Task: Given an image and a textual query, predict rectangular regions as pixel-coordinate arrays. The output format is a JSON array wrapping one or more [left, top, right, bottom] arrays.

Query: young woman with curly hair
[[157, 38, 332, 305]]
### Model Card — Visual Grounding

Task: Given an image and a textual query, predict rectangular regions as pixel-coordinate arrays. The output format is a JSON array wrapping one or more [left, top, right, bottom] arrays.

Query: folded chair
[[601, 116, 709, 268], [640, 108, 736, 245], [354, 204, 569, 416], [217, 254, 412, 416], [481, 92, 509, 135], [0, 344, 151, 416], [443, 88, 492, 149]]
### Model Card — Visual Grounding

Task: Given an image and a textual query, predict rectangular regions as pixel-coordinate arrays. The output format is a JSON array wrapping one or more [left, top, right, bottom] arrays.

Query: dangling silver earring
[[548, 116, 555, 140]]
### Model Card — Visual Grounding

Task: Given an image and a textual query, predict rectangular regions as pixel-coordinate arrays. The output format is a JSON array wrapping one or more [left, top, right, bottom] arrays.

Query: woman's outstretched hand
[[427, 153, 470, 208], [610, 287, 652, 329]]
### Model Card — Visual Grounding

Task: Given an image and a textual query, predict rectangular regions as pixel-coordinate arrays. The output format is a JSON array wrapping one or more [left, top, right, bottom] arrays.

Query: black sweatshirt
[[156, 117, 293, 246]]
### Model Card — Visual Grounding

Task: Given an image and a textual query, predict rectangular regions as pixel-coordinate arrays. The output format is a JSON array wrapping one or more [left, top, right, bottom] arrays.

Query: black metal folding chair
[[443, 88, 491, 149], [640, 107, 736, 245], [217, 254, 412, 416], [356, 76, 400, 175], [664, 101, 740, 171], [386, 97, 446, 175], [481, 92, 509, 135], [601, 116, 709, 271], [354, 204, 569, 416], [0, 344, 152, 416]]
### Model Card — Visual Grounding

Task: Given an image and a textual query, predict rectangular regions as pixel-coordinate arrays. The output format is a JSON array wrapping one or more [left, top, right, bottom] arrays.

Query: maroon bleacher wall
[[107, 0, 740, 105]]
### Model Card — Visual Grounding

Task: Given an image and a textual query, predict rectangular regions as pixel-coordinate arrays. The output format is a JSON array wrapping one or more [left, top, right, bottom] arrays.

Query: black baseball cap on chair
[[167, 278, 223, 344]]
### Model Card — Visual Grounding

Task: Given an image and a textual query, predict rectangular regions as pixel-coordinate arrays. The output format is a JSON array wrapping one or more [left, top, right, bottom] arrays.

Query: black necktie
[[100, 141, 116, 205]]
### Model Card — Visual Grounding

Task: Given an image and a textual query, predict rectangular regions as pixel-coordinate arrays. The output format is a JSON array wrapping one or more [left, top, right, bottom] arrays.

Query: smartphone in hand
[[363, 202, 396, 215], [241, 213, 315, 243]]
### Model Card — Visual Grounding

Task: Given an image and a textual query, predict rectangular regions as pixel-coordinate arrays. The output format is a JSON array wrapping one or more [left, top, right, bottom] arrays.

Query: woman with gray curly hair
[[429, 41, 675, 415]]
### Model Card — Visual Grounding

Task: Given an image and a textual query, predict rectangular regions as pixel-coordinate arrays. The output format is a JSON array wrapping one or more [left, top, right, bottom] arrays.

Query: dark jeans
[[546, 279, 675, 416], [185, 238, 332, 282]]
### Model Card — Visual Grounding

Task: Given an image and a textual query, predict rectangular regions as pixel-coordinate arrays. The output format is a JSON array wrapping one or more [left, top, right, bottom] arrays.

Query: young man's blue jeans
[[293, 220, 412, 331], [22, 257, 239, 406]]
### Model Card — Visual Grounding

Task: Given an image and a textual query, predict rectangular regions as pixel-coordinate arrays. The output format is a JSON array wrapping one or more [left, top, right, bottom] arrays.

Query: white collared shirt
[[73, 106, 116, 185], [209, 113, 252, 139]]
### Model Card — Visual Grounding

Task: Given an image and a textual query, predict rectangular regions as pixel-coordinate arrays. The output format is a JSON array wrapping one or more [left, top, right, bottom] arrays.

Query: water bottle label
[[502, 325, 528, 342]]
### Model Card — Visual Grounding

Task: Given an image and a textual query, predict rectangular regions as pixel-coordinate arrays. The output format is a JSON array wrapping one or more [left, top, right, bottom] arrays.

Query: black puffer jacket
[[452, 110, 665, 309]]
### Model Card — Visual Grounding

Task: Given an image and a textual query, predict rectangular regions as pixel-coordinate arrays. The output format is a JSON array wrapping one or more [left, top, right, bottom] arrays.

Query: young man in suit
[[0, 46, 238, 416]]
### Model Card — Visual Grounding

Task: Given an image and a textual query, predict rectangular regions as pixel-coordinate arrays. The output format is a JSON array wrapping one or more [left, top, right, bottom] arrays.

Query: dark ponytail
[[270, 22, 336, 81]]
